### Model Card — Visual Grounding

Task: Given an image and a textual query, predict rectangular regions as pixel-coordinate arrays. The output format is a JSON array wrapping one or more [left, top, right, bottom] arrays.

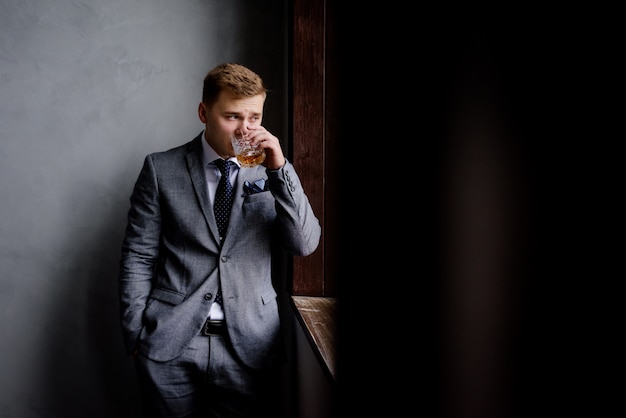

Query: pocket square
[[243, 178, 268, 196]]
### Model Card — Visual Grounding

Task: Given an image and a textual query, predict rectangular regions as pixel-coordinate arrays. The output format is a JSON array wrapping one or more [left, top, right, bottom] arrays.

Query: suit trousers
[[134, 331, 280, 418]]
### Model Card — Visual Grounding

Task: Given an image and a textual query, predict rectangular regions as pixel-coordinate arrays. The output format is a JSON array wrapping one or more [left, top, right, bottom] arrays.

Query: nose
[[237, 124, 250, 138]]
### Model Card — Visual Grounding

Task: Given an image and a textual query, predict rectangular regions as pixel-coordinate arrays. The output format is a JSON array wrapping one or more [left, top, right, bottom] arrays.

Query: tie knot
[[215, 159, 232, 175]]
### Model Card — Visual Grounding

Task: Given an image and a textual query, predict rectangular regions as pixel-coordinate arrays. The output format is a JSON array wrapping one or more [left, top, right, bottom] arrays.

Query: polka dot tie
[[214, 159, 234, 241], [214, 288, 223, 305]]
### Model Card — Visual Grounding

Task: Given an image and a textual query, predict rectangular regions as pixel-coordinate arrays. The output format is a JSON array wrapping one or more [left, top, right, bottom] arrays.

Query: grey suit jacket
[[118, 133, 321, 369]]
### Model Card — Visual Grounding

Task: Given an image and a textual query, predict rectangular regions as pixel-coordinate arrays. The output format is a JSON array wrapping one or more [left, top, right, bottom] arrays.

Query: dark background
[[334, 6, 621, 418]]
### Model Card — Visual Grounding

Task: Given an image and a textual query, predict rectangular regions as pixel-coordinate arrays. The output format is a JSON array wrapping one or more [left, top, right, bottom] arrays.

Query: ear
[[198, 102, 207, 123]]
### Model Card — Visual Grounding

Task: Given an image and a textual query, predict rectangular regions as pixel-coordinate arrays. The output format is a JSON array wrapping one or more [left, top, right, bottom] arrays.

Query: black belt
[[201, 319, 226, 336]]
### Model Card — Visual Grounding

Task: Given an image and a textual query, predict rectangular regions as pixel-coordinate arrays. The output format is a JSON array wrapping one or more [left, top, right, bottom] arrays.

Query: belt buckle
[[202, 319, 225, 336]]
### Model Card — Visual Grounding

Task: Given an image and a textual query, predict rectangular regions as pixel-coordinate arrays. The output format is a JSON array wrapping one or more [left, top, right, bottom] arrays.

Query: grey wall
[[0, 1, 287, 416]]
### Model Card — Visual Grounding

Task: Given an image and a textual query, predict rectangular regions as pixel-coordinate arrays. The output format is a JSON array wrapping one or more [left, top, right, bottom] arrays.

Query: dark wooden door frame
[[290, 0, 338, 297]]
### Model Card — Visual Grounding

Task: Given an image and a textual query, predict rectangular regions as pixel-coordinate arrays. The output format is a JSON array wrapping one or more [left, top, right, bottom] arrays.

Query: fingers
[[248, 127, 285, 169], [248, 127, 278, 148]]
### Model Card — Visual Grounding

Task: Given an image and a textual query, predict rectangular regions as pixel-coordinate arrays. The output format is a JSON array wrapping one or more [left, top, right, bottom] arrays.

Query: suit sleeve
[[266, 160, 321, 256], [118, 155, 161, 355]]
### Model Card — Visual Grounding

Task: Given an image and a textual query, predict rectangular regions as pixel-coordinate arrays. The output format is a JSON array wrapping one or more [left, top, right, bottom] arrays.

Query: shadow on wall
[[36, 173, 142, 417]]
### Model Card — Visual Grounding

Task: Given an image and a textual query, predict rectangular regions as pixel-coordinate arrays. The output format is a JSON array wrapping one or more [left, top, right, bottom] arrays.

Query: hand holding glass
[[231, 133, 266, 168]]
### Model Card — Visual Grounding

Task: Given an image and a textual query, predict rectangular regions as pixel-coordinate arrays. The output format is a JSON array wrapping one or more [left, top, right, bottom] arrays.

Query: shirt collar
[[201, 131, 239, 167]]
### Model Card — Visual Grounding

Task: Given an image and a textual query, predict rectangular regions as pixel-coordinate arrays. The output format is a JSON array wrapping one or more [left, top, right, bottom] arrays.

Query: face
[[198, 90, 265, 158]]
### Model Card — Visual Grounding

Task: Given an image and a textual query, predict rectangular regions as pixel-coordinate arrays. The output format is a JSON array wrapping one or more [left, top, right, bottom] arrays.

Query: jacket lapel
[[186, 136, 221, 245]]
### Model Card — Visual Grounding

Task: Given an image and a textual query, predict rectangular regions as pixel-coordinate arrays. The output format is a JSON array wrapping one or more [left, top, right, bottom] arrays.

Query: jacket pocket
[[150, 287, 185, 305]]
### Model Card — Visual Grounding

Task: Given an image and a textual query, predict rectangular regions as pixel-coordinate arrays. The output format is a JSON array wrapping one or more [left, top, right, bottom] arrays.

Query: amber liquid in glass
[[236, 148, 266, 168]]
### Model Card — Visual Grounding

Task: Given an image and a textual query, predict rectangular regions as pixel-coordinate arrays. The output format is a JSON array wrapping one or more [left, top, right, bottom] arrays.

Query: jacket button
[[204, 293, 212, 300], [221, 255, 227, 262]]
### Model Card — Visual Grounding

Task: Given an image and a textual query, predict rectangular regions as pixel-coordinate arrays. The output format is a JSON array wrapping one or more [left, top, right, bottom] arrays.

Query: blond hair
[[202, 63, 267, 107]]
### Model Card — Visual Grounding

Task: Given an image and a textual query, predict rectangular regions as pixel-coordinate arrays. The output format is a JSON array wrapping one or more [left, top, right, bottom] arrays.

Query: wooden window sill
[[290, 296, 337, 381]]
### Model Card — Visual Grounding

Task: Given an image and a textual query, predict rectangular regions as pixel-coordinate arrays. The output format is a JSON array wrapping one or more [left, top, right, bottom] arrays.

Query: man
[[118, 62, 321, 417]]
